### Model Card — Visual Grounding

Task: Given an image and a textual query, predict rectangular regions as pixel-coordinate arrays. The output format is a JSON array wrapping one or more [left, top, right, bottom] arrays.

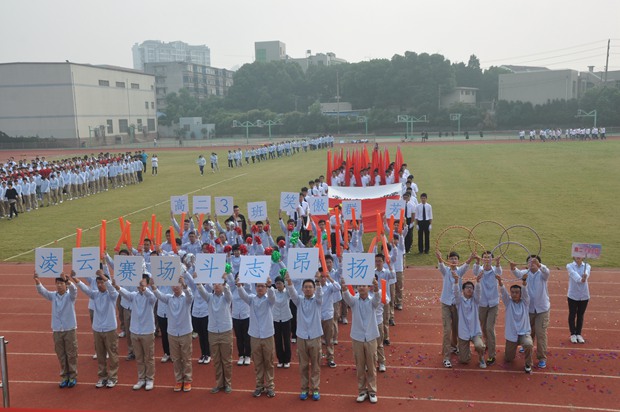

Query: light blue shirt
[[473, 264, 502, 307], [238, 286, 275, 338], [287, 284, 323, 339], [566, 261, 590, 301], [154, 287, 193, 336], [438, 262, 469, 305], [197, 284, 233, 333], [342, 288, 381, 342], [119, 287, 157, 335], [184, 270, 209, 318], [78, 279, 119, 332], [36, 283, 77, 332], [501, 285, 531, 342], [454, 282, 482, 340], [272, 288, 293, 322], [320, 281, 341, 321], [226, 273, 251, 319], [512, 265, 550, 313]]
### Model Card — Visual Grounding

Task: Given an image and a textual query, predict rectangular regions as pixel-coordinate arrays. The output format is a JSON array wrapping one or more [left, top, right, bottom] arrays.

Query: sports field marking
[[3, 173, 247, 262]]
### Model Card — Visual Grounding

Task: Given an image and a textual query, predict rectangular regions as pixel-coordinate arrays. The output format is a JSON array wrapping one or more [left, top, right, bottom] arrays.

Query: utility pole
[[335, 71, 341, 134], [604, 39, 610, 83]]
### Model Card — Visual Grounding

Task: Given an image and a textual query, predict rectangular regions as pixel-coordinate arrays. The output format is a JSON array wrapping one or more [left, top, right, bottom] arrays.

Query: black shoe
[[486, 357, 495, 366], [389, 319, 395, 326], [383, 339, 390, 346]]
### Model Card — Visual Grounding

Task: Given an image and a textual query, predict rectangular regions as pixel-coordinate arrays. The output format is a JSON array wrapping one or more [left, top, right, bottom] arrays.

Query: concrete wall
[[499, 70, 578, 105]]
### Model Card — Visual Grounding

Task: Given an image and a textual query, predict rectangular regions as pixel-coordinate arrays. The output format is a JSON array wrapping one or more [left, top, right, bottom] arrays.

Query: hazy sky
[[2, 0, 619, 72]]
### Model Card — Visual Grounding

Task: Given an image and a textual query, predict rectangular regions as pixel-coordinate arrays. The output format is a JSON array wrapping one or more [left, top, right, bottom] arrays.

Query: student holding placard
[[34, 272, 79, 388], [272, 276, 293, 369], [566, 256, 591, 344], [112, 275, 157, 391], [341, 276, 381, 404], [236, 276, 276, 398], [73, 269, 120, 388], [152, 276, 194, 392]]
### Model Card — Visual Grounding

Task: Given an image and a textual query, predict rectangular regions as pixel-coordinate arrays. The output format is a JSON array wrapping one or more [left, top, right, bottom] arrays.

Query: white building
[[440, 87, 478, 108], [133, 40, 211, 70], [0, 62, 156, 143], [255, 41, 287, 63]]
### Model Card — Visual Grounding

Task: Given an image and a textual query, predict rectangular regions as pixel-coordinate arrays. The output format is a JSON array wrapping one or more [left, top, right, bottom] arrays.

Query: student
[[452, 273, 486, 368], [225, 256, 253, 366], [374, 253, 395, 347], [237, 277, 276, 398], [511, 255, 550, 369], [497, 274, 534, 373], [319, 267, 341, 368], [151, 154, 158, 175], [341, 277, 381, 404], [473, 251, 502, 366], [196, 155, 207, 175], [566, 256, 591, 344], [196, 274, 234, 394], [414, 193, 432, 254], [210, 152, 219, 173], [34, 272, 78, 388], [73, 269, 120, 388], [272, 276, 293, 368], [152, 276, 194, 392], [286, 272, 323, 401], [435, 251, 474, 368], [113, 275, 157, 391]]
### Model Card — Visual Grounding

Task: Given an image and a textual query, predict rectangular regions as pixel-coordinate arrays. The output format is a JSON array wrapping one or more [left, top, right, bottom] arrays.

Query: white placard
[[385, 199, 405, 218], [308, 196, 329, 215], [150, 255, 183, 286], [341, 253, 375, 285], [72, 247, 99, 278], [571, 243, 602, 259], [113, 255, 145, 286], [193, 196, 211, 214], [171, 195, 189, 215], [286, 248, 319, 280], [195, 253, 228, 283], [35, 248, 64, 277], [247, 201, 268, 222], [238, 255, 271, 283], [341, 200, 362, 220], [215, 196, 234, 216], [280, 192, 298, 215]]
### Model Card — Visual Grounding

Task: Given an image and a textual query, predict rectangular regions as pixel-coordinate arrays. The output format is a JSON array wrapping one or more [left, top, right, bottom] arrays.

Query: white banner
[[193, 196, 211, 214], [280, 192, 298, 215], [72, 247, 99, 278], [341, 200, 362, 220], [215, 196, 233, 216], [151, 255, 183, 286], [308, 196, 329, 215], [286, 248, 319, 280], [247, 201, 268, 222], [195, 253, 228, 283], [328, 183, 402, 200], [571, 243, 602, 259], [113, 255, 145, 286], [238, 255, 271, 283], [171, 195, 189, 214], [35, 248, 64, 277], [341, 253, 375, 285]]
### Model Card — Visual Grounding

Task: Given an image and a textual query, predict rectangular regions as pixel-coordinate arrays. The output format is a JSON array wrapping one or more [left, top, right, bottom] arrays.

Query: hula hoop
[[448, 238, 487, 259], [491, 240, 531, 266], [469, 220, 508, 251], [498, 224, 541, 259], [434, 225, 473, 258]]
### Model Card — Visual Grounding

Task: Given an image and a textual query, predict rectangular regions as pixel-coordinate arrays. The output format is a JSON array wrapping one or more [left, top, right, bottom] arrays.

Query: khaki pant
[[441, 303, 458, 360], [530, 311, 549, 361], [251, 336, 275, 391], [505, 334, 533, 367], [22, 194, 31, 211], [352, 339, 377, 395], [457, 336, 485, 364], [389, 283, 396, 319], [132, 333, 155, 381], [30, 193, 38, 209], [382, 302, 390, 340], [53, 329, 78, 380], [122, 307, 133, 355], [395, 271, 404, 307], [479, 305, 498, 358], [94, 330, 119, 380], [209, 331, 233, 389], [169, 333, 193, 383], [321, 319, 335, 362], [297, 336, 321, 392], [376, 324, 385, 364], [332, 301, 341, 340]]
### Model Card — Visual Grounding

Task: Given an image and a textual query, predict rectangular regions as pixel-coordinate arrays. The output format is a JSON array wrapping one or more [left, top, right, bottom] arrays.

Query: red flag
[[327, 151, 333, 185]]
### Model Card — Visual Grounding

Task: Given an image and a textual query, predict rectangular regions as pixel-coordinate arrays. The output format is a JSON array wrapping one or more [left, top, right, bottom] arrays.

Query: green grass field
[[2, 139, 618, 268]]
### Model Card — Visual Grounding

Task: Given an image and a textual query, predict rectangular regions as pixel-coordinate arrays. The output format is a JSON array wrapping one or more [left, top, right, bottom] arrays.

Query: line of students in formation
[[519, 127, 607, 141]]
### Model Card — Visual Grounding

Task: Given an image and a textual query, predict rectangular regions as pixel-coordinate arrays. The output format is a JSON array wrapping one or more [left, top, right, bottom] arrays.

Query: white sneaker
[[479, 360, 487, 369], [92, 353, 98, 360], [341, 318, 348, 325], [378, 363, 386, 372], [237, 356, 245, 366], [244, 356, 251, 365], [161, 354, 170, 363], [276, 363, 283, 368], [106, 380, 117, 388], [570, 335, 578, 344], [118, 331, 126, 338], [283, 363, 290, 368], [145, 380, 154, 391], [203, 356, 211, 364], [576, 335, 585, 344], [356, 392, 368, 402], [133, 380, 145, 390], [369, 393, 378, 404], [192, 332, 198, 339]]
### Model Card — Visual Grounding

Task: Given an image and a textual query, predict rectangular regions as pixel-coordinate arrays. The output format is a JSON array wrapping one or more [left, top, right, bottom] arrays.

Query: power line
[[483, 40, 608, 64]]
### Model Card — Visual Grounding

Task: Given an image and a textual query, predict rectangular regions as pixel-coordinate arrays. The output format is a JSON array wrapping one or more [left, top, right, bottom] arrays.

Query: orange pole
[[76, 228, 82, 248], [398, 208, 405, 233], [318, 246, 328, 277], [151, 214, 156, 240], [325, 221, 332, 249], [139, 221, 149, 247], [347, 285, 356, 295], [169, 226, 178, 254], [343, 221, 349, 250], [382, 235, 391, 265], [156, 223, 162, 246], [351, 207, 357, 229], [389, 215, 395, 241], [198, 213, 205, 235], [124, 221, 133, 251], [381, 279, 387, 304], [179, 212, 186, 238]]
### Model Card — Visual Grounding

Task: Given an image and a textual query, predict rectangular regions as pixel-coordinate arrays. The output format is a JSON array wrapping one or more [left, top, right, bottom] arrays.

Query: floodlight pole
[[397, 115, 428, 139], [576, 109, 597, 128], [232, 120, 262, 145], [262, 119, 283, 140]]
